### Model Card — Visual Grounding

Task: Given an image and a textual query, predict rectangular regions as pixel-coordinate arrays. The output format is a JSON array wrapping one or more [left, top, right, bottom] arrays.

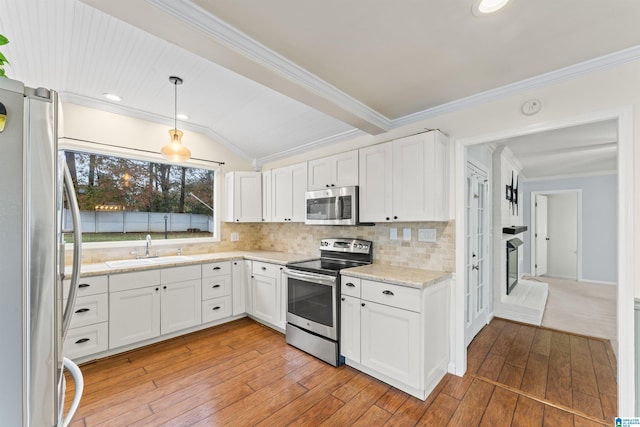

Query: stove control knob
[[357, 244, 363, 249]]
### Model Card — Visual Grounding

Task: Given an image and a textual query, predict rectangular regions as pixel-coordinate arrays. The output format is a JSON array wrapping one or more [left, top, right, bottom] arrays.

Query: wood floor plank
[[291, 395, 345, 426], [599, 390, 617, 422], [572, 390, 604, 420], [441, 373, 474, 400], [415, 392, 460, 426], [352, 405, 393, 426], [320, 380, 390, 426], [331, 371, 380, 403], [543, 405, 575, 427], [521, 352, 550, 398], [570, 336, 600, 397], [467, 324, 503, 374], [588, 340, 618, 397], [531, 328, 553, 356], [498, 363, 525, 389], [375, 386, 410, 414], [505, 324, 536, 368], [546, 334, 573, 408], [383, 375, 449, 426], [479, 386, 518, 427], [511, 395, 545, 427], [447, 378, 495, 427], [489, 322, 521, 356], [477, 352, 507, 381]]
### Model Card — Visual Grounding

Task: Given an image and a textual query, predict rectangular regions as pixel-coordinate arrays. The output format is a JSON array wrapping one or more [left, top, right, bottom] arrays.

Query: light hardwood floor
[[65, 317, 617, 426]]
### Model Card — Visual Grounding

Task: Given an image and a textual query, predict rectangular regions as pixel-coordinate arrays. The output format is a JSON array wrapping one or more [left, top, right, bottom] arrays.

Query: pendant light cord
[[174, 79, 178, 132]]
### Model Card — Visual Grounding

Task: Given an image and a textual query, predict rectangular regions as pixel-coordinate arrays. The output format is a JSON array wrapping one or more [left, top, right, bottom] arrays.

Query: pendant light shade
[[161, 76, 191, 162]]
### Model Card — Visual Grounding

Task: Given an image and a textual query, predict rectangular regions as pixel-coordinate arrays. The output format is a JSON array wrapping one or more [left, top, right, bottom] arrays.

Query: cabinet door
[[361, 300, 421, 389], [272, 167, 293, 222], [232, 260, 248, 315], [226, 171, 262, 222], [290, 163, 308, 222], [110, 286, 160, 349], [332, 150, 359, 188], [392, 133, 428, 222], [340, 295, 361, 362], [252, 274, 278, 326], [359, 142, 393, 222], [161, 279, 202, 335], [307, 157, 333, 190], [262, 170, 272, 222]]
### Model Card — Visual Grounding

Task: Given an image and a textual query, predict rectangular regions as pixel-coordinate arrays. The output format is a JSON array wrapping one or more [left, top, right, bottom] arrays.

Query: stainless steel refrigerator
[[0, 77, 84, 426]]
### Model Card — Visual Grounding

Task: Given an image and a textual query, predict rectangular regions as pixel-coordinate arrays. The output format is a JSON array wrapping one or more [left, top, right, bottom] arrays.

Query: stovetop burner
[[286, 238, 373, 276]]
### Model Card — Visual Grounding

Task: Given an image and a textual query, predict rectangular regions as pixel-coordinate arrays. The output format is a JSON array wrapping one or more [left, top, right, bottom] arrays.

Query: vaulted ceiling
[[1, 0, 638, 166]]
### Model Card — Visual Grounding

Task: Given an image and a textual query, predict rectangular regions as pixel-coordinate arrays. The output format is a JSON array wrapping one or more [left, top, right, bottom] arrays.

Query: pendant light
[[161, 76, 191, 162]]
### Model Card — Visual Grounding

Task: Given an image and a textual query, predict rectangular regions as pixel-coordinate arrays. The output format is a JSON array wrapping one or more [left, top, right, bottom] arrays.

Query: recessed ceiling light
[[176, 113, 189, 120], [472, 0, 511, 15], [103, 93, 122, 102]]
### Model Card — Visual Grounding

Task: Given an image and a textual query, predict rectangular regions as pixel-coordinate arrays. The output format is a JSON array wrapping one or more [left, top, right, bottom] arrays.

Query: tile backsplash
[[74, 221, 454, 272]]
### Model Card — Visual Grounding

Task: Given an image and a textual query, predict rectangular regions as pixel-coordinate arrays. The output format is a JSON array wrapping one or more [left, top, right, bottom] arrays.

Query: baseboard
[[581, 279, 617, 286]]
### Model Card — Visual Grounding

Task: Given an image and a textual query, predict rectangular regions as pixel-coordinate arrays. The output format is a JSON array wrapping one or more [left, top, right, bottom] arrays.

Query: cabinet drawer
[[64, 322, 108, 360], [202, 275, 232, 300], [361, 280, 421, 312], [202, 261, 231, 277], [252, 261, 282, 278], [110, 269, 160, 292], [64, 275, 108, 298], [202, 296, 232, 323], [68, 293, 108, 328], [162, 265, 201, 284], [341, 277, 361, 298]]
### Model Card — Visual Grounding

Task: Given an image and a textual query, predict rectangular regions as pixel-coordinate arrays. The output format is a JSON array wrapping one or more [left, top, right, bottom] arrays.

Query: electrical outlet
[[390, 228, 398, 240], [418, 228, 437, 242], [403, 228, 411, 241], [230, 232, 239, 242]]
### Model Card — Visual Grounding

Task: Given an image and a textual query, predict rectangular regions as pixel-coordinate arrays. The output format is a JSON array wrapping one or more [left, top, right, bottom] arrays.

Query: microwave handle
[[336, 196, 342, 219]]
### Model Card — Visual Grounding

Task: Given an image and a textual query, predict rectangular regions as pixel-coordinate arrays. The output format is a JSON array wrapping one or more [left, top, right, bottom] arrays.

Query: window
[[63, 150, 216, 243]]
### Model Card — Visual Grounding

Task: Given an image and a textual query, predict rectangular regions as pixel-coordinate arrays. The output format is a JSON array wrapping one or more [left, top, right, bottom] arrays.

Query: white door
[[465, 165, 489, 347], [161, 279, 202, 335], [535, 195, 549, 276], [252, 274, 278, 326]]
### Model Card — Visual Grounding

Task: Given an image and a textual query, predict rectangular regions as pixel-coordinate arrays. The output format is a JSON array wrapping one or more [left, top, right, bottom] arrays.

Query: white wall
[[521, 174, 616, 283], [547, 193, 578, 279]]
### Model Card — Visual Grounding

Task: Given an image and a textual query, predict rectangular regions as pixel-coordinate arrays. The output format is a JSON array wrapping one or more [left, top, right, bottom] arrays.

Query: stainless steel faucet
[[145, 234, 152, 257]]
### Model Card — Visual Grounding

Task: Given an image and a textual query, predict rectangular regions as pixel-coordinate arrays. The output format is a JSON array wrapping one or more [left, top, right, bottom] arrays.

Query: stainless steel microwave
[[305, 186, 359, 226]]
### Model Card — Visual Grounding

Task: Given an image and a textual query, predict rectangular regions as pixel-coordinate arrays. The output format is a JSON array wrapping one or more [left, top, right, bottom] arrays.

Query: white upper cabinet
[[358, 142, 393, 223], [271, 162, 307, 222], [261, 170, 272, 222], [307, 150, 358, 190], [224, 171, 262, 223], [359, 131, 450, 222]]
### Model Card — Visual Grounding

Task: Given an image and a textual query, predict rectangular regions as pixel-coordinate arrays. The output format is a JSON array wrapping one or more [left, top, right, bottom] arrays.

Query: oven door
[[283, 269, 338, 340]]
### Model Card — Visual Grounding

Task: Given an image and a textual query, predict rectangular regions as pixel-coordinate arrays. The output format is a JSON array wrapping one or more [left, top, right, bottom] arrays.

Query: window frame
[[60, 138, 222, 249]]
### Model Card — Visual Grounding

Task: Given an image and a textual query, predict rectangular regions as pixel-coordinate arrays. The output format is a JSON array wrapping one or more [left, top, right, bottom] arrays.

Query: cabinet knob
[[155, 287, 159, 291], [382, 290, 394, 296], [341, 297, 345, 301], [75, 338, 90, 344], [345, 283, 355, 287], [331, 184, 335, 187], [261, 266, 267, 271], [326, 184, 330, 188], [236, 219, 240, 222], [234, 262, 237, 265], [75, 308, 90, 314], [386, 217, 390, 221], [393, 216, 398, 220], [163, 286, 167, 290], [361, 303, 365, 307]]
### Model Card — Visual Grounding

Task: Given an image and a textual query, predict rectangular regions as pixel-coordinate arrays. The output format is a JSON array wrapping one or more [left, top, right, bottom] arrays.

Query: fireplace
[[506, 238, 523, 295]]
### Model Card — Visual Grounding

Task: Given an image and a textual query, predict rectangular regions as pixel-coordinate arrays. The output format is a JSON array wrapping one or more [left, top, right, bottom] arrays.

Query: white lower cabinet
[[232, 260, 250, 316], [110, 285, 161, 348], [340, 276, 450, 400], [161, 279, 202, 334], [250, 261, 285, 330]]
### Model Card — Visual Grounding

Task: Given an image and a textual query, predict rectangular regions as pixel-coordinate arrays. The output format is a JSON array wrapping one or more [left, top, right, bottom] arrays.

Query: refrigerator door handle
[[61, 162, 82, 338], [61, 357, 84, 427]]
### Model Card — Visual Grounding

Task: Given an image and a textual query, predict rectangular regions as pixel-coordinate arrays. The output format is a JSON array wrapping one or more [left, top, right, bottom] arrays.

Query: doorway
[[531, 190, 582, 280], [453, 107, 634, 414]]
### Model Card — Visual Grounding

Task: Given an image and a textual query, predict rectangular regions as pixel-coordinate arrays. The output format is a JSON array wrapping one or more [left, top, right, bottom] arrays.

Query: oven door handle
[[283, 268, 337, 286]]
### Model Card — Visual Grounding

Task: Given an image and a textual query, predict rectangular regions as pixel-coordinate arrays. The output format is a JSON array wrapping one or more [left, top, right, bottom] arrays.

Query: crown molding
[[59, 92, 253, 162], [148, 0, 391, 133], [521, 169, 617, 183], [391, 45, 640, 129], [255, 128, 364, 169]]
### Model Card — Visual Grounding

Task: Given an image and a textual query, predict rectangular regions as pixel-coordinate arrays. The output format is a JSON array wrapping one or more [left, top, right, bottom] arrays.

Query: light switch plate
[[418, 228, 437, 242], [403, 228, 411, 241], [230, 232, 239, 242]]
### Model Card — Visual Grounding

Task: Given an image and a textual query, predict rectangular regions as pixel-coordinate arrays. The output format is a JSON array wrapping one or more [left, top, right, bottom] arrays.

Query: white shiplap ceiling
[[1, 0, 639, 167]]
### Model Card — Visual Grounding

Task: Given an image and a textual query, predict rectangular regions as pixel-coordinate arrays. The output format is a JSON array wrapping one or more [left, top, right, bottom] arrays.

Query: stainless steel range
[[283, 238, 373, 366]]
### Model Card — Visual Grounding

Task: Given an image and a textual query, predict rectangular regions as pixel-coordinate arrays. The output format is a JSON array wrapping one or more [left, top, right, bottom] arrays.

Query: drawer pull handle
[[382, 290, 394, 296], [75, 338, 90, 344], [212, 284, 221, 288], [75, 308, 90, 314], [78, 284, 90, 288], [345, 283, 355, 287], [212, 267, 221, 270], [212, 306, 221, 310]]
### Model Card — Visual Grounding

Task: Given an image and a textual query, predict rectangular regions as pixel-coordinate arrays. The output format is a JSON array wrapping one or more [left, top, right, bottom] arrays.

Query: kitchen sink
[[105, 255, 194, 268]]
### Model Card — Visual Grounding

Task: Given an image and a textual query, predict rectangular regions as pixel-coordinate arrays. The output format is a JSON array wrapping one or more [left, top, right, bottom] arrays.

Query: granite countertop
[[72, 250, 315, 277], [341, 264, 451, 289]]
